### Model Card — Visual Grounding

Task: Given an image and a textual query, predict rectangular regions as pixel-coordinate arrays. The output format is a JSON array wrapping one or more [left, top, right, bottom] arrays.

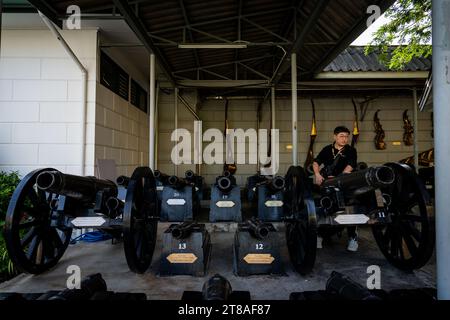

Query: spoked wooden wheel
[[123, 167, 159, 273], [372, 163, 434, 270], [284, 166, 317, 275], [4, 168, 72, 274]]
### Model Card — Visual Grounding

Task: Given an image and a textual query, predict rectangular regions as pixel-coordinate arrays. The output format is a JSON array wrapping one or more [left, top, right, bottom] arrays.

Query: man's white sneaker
[[347, 238, 358, 252], [317, 236, 323, 249]]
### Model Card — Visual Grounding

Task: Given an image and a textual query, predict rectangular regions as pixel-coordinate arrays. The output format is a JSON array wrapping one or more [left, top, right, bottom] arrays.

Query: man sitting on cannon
[[312, 126, 359, 252]]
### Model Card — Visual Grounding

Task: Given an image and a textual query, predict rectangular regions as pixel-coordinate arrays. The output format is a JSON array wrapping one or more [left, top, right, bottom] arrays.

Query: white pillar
[[291, 53, 298, 166], [271, 86, 276, 131], [174, 87, 179, 176], [433, 0, 450, 299], [149, 54, 156, 170], [413, 88, 419, 170]]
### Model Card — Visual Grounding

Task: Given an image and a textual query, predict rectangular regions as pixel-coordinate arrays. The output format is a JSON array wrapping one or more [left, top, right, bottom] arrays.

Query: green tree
[[366, 0, 431, 70]]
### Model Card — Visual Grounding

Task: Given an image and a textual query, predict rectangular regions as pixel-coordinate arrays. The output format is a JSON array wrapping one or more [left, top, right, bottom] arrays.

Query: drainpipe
[[39, 11, 88, 175]]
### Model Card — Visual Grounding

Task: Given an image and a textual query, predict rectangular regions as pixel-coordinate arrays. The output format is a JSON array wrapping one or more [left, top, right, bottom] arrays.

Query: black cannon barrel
[[202, 274, 233, 301], [105, 197, 124, 218], [168, 175, 189, 189], [36, 170, 117, 202], [246, 217, 270, 240], [185, 170, 196, 180], [222, 170, 232, 178], [171, 221, 196, 239], [319, 196, 333, 210], [106, 197, 121, 211], [47, 273, 107, 301], [322, 166, 395, 193], [265, 176, 285, 192], [326, 271, 381, 301], [154, 170, 169, 184], [116, 175, 130, 187], [217, 176, 234, 194]]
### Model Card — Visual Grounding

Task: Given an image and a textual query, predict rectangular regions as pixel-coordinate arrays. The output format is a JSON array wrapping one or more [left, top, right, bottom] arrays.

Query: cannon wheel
[[284, 166, 317, 275], [3, 168, 72, 274], [372, 163, 434, 270], [123, 167, 159, 273]]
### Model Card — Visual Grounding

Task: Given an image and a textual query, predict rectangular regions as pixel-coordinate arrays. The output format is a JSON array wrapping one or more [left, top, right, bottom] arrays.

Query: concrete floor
[[0, 223, 435, 300]]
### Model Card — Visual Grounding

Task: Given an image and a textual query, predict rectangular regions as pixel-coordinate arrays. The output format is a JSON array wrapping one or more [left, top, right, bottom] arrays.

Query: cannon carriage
[[3, 167, 159, 274], [284, 162, 435, 275]]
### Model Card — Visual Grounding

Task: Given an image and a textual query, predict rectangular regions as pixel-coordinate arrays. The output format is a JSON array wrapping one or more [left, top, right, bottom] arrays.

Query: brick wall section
[[94, 83, 149, 177], [93, 41, 152, 177], [157, 89, 199, 178], [0, 29, 98, 177], [157, 94, 434, 186]]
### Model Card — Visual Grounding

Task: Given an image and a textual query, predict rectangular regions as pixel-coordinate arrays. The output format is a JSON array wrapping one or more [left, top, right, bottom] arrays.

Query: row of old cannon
[[0, 271, 436, 301], [151, 169, 285, 222], [2, 162, 434, 276]]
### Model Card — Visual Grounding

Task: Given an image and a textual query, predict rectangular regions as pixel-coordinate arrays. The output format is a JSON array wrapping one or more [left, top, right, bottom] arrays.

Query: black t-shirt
[[314, 144, 357, 177]]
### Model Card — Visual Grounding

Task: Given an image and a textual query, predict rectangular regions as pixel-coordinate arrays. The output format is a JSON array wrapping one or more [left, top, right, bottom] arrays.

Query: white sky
[[351, 13, 391, 46]]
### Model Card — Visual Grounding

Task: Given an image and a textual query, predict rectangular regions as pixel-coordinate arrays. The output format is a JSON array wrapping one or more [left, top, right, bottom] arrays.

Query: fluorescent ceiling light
[[178, 43, 247, 49]]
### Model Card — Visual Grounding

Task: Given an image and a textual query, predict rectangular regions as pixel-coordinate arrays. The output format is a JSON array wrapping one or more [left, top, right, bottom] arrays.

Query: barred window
[[100, 51, 129, 101], [130, 79, 148, 113]]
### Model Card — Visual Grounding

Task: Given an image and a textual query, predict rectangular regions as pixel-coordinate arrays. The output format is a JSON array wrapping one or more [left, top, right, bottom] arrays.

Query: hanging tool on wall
[[402, 109, 414, 146], [223, 98, 237, 174], [304, 99, 317, 174], [400, 148, 434, 167], [351, 98, 360, 147], [373, 110, 386, 150]]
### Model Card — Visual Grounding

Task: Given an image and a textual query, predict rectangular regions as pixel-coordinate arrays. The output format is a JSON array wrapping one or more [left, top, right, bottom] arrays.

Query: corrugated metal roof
[[25, 0, 396, 83], [324, 46, 432, 72]]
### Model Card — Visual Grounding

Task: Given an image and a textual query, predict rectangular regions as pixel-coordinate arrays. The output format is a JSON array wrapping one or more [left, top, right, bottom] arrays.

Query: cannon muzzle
[[167, 175, 188, 189], [267, 176, 285, 192], [222, 170, 232, 178], [36, 170, 117, 202], [202, 274, 232, 301], [217, 176, 234, 194], [185, 170, 196, 180], [47, 273, 107, 301], [246, 217, 270, 240], [105, 197, 123, 218], [326, 271, 381, 301], [116, 175, 130, 187], [322, 166, 395, 193], [171, 221, 196, 239], [154, 170, 169, 184]]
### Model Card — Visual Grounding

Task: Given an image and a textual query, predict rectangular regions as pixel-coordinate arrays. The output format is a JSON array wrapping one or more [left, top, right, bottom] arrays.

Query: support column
[[271, 86, 276, 131], [0, 0, 3, 53], [413, 88, 419, 170], [154, 81, 160, 169], [291, 53, 298, 166], [174, 87, 179, 176], [149, 53, 156, 170], [433, 0, 450, 299]]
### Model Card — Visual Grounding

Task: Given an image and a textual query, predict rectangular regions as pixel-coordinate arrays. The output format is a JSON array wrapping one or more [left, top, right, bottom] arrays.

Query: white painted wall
[[0, 29, 98, 177], [157, 94, 434, 186]]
